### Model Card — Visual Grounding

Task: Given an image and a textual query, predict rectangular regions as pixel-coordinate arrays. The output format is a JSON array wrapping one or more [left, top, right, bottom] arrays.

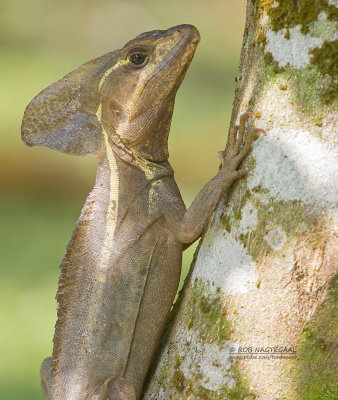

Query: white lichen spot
[[178, 330, 237, 391], [318, 11, 327, 21], [248, 129, 338, 209], [264, 227, 287, 250], [192, 223, 256, 294], [265, 26, 323, 68], [237, 201, 258, 234], [309, 14, 338, 41]]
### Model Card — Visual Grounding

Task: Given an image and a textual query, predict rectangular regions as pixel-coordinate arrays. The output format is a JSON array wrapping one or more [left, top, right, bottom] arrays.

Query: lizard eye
[[129, 53, 147, 66]]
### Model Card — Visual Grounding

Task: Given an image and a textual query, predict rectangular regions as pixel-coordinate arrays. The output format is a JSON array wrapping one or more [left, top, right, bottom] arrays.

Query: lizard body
[[21, 24, 262, 400]]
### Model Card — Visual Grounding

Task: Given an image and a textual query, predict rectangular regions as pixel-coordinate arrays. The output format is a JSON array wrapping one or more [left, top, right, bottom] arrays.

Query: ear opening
[[21, 51, 120, 156]]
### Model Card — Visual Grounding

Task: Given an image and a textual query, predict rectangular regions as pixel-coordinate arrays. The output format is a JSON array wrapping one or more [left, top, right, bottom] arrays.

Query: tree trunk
[[143, 1, 337, 399]]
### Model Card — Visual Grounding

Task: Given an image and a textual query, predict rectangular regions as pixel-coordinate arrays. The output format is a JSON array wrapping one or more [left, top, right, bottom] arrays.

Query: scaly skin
[[21, 24, 263, 400]]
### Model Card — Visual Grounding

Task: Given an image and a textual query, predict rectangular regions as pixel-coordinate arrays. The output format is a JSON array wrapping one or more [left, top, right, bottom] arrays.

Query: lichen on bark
[[143, 1, 337, 399], [251, 0, 338, 103], [143, 280, 252, 399]]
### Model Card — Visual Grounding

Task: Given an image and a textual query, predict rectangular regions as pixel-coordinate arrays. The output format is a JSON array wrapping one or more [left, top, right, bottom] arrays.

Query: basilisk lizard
[[21, 24, 263, 400]]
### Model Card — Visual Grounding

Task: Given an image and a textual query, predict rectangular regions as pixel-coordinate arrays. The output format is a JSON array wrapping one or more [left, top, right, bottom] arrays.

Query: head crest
[[21, 51, 119, 156]]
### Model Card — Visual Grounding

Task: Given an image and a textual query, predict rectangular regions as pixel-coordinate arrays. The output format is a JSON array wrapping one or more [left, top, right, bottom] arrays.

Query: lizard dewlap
[[22, 24, 262, 400]]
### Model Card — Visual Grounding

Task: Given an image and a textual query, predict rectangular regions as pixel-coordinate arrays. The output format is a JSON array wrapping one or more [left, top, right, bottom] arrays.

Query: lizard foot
[[218, 112, 265, 183], [105, 377, 137, 400]]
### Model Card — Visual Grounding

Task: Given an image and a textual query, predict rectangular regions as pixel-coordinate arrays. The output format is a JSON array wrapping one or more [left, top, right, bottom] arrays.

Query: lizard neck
[[104, 128, 173, 174]]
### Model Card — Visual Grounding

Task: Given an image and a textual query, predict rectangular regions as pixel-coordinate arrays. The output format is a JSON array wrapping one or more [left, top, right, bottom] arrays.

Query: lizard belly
[[52, 212, 181, 400], [123, 227, 182, 398]]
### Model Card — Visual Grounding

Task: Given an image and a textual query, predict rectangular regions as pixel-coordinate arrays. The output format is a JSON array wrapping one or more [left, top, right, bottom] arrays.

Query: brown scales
[[21, 24, 264, 400]]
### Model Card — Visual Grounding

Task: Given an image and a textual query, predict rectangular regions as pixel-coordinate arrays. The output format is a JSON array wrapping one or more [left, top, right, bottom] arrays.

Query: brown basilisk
[[21, 24, 262, 400]]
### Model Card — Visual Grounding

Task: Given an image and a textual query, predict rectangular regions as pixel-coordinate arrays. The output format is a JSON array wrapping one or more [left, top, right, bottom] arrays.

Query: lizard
[[21, 24, 263, 400]]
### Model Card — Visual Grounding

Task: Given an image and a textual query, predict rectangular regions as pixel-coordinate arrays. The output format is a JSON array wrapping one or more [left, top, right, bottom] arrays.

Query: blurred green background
[[0, 0, 246, 398]]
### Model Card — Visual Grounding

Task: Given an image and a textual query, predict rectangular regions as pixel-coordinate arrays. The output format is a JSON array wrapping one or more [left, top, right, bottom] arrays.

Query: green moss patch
[[256, 0, 337, 105], [295, 273, 338, 399], [169, 351, 251, 400], [187, 279, 232, 344], [255, 0, 336, 35], [148, 278, 253, 399], [262, 60, 335, 118], [310, 40, 338, 102], [287, 64, 325, 113], [170, 372, 251, 400], [221, 186, 319, 261]]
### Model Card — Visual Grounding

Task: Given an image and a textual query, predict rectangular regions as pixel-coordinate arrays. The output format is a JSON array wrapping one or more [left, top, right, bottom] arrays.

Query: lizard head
[[99, 24, 200, 162], [21, 24, 200, 162]]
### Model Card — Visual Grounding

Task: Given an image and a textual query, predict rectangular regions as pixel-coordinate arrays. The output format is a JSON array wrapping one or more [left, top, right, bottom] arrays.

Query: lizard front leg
[[163, 112, 264, 244]]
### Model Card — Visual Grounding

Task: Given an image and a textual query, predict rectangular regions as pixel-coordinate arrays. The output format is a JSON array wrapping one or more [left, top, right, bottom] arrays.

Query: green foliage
[[0, 198, 79, 400]]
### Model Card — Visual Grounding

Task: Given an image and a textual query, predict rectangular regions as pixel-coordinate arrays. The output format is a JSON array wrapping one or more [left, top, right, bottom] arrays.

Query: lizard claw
[[234, 112, 257, 152], [218, 150, 227, 166], [220, 111, 265, 178], [240, 111, 256, 120], [236, 127, 266, 162]]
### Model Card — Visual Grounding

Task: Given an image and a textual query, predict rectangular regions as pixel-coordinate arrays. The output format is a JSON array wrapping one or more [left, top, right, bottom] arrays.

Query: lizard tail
[[103, 377, 137, 400]]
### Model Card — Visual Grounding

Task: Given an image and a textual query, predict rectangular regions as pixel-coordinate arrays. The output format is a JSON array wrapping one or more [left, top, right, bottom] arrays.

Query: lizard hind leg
[[40, 357, 52, 400], [104, 377, 137, 400]]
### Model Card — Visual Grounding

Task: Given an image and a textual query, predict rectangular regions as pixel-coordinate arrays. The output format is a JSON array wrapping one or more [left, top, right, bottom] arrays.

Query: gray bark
[[143, 1, 338, 399]]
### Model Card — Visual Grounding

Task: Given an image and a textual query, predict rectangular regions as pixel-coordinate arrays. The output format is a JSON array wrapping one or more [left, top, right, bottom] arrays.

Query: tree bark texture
[[143, 1, 337, 399]]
